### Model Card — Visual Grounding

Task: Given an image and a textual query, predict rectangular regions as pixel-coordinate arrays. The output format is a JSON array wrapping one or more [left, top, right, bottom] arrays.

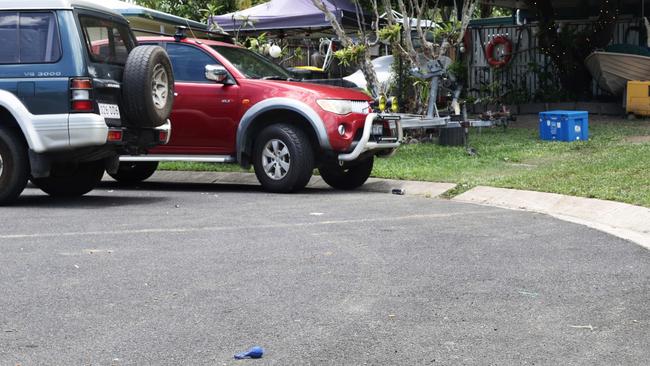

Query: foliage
[[526, 62, 575, 102], [377, 24, 401, 44], [133, 0, 266, 22], [433, 21, 461, 43], [526, 0, 619, 98], [447, 60, 466, 84], [244, 32, 267, 52], [333, 44, 367, 67]]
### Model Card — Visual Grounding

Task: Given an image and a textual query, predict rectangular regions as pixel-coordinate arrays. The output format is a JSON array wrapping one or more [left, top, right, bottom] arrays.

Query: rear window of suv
[[0, 11, 62, 64], [79, 15, 134, 65]]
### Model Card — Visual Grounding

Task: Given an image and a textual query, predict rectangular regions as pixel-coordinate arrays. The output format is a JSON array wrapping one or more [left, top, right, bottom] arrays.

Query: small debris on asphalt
[[73, 264, 79, 269], [569, 324, 595, 331], [310, 212, 324, 216], [388, 314, 396, 319], [518, 290, 538, 298], [83, 249, 113, 255], [392, 188, 405, 195], [234, 346, 264, 359], [174, 204, 180, 208]]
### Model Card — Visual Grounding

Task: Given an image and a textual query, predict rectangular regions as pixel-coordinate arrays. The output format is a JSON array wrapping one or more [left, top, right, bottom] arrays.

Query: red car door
[[151, 42, 240, 155]]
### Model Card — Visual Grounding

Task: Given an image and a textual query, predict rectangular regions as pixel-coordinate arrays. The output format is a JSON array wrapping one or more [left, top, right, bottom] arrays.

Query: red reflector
[[71, 79, 92, 89], [158, 130, 169, 142], [72, 100, 93, 111], [107, 130, 123, 142]]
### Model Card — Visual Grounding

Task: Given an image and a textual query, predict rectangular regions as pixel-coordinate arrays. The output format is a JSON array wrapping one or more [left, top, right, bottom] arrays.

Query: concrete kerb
[[454, 186, 650, 250], [108, 171, 650, 250]]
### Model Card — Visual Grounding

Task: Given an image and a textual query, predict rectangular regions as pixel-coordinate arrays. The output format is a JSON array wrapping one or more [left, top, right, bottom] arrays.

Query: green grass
[[160, 118, 650, 207], [374, 119, 650, 207], [160, 161, 250, 173]]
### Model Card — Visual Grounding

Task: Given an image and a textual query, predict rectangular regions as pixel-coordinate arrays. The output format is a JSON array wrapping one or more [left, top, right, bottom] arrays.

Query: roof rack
[[130, 26, 235, 44]]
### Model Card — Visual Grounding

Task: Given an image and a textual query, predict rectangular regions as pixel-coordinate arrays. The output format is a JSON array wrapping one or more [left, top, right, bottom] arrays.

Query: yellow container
[[626, 80, 650, 116]]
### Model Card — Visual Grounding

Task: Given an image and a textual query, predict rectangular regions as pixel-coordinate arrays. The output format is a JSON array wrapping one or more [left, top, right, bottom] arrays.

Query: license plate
[[98, 103, 121, 119]]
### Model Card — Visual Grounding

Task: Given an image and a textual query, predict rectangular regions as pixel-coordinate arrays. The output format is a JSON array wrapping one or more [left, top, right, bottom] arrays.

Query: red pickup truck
[[111, 34, 402, 192]]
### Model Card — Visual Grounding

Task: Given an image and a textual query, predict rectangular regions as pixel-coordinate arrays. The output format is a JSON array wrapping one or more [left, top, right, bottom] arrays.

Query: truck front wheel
[[253, 124, 314, 193], [31, 160, 105, 197], [319, 156, 373, 190], [0, 126, 28, 205]]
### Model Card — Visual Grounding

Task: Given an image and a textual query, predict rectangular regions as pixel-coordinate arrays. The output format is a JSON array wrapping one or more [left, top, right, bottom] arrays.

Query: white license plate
[[98, 103, 121, 119]]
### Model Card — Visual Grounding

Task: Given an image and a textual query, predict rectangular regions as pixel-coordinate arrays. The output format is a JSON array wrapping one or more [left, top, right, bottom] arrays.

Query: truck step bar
[[120, 155, 236, 163]]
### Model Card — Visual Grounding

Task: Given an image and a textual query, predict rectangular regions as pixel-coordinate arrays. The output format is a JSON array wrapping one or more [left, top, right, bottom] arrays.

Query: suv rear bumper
[[26, 113, 108, 153], [34, 113, 171, 152], [338, 113, 402, 162], [68, 113, 109, 149]]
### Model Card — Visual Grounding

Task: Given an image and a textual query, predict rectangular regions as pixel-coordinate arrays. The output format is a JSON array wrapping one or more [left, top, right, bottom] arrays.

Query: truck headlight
[[317, 99, 370, 115]]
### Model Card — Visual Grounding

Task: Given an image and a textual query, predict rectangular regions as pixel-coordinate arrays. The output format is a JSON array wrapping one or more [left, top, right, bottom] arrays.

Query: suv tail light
[[70, 78, 93, 112]]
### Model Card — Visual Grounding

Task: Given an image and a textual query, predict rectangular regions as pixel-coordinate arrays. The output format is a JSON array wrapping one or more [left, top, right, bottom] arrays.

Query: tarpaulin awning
[[212, 0, 365, 32]]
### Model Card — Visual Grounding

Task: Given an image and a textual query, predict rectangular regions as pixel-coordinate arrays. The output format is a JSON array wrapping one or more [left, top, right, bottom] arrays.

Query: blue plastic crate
[[539, 110, 589, 141]]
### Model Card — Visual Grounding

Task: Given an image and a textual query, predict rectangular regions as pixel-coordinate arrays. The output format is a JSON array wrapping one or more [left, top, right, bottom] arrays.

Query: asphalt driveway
[[1, 182, 648, 365]]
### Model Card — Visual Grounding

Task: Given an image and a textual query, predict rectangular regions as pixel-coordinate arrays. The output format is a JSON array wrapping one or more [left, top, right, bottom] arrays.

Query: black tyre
[[108, 162, 158, 185], [122, 46, 174, 128], [0, 127, 29, 205], [253, 124, 314, 193], [31, 160, 105, 197], [439, 126, 465, 146], [319, 156, 373, 190]]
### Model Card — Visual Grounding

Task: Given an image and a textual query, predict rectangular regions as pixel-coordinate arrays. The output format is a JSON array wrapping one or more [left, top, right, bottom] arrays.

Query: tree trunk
[[311, 0, 380, 97]]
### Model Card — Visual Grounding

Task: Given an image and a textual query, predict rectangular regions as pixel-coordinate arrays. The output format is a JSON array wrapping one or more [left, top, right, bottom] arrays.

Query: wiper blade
[[261, 75, 299, 81]]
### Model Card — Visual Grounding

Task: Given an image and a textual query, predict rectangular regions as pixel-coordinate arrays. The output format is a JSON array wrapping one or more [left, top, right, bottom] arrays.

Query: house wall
[[467, 17, 642, 102]]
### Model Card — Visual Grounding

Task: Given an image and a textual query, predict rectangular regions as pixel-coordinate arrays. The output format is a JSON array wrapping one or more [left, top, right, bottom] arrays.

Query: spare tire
[[122, 45, 174, 128]]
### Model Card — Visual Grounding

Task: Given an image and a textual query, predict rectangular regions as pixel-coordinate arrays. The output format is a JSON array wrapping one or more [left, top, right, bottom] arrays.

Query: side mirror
[[205, 64, 230, 84]]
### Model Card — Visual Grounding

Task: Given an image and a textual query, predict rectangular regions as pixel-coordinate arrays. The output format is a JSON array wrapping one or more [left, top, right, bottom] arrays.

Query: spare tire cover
[[122, 45, 174, 128]]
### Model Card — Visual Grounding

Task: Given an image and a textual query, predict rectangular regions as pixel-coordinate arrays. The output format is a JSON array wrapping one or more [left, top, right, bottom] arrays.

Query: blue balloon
[[234, 346, 264, 359]]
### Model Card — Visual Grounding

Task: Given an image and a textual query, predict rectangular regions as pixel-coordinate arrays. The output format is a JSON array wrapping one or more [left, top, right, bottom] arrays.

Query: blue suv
[[0, 0, 174, 204]]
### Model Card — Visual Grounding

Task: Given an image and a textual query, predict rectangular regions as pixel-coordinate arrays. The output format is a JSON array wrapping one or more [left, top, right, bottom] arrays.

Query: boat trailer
[[388, 58, 513, 133]]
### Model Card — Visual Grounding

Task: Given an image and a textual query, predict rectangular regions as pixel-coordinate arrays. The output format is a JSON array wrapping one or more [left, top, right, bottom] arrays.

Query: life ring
[[486, 35, 512, 68]]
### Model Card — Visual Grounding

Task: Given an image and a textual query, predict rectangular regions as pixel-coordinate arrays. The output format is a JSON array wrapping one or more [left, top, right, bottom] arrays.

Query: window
[[211, 45, 291, 79], [166, 43, 218, 82], [0, 12, 61, 64], [79, 15, 134, 65]]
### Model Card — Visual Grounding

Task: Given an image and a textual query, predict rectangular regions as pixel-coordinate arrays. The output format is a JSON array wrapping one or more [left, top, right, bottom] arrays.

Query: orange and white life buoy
[[486, 35, 512, 68]]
